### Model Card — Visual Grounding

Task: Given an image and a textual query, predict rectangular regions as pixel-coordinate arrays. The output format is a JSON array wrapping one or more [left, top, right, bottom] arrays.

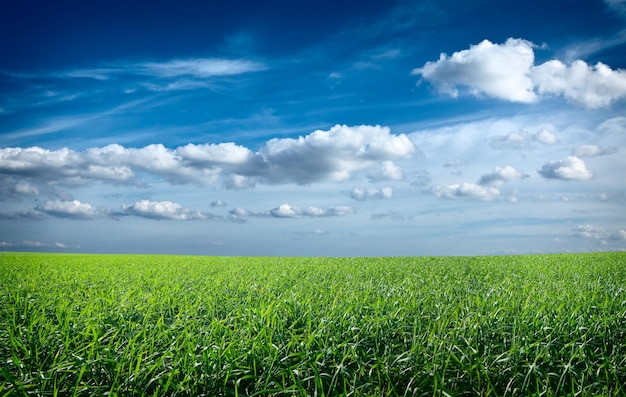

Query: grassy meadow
[[0, 252, 625, 396]]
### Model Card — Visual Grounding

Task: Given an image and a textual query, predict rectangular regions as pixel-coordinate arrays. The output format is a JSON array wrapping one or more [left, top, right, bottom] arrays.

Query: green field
[[1, 252, 625, 396]]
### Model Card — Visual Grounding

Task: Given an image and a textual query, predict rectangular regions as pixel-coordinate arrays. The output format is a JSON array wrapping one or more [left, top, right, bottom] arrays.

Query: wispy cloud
[[138, 58, 266, 78], [571, 144, 618, 157], [488, 128, 558, 150], [228, 204, 354, 220]]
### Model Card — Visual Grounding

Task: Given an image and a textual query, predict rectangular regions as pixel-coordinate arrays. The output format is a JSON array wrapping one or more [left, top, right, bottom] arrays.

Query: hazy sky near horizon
[[1, 0, 625, 255]]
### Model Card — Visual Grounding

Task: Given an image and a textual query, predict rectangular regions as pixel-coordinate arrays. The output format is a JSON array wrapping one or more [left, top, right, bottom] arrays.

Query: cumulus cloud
[[478, 166, 529, 187], [269, 204, 354, 218], [349, 187, 393, 201], [0, 125, 415, 200], [489, 128, 558, 150], [538, 156, 593, 181], [121, 200, 211, 221], [367, 161, 405, 181], [571, 144, 618, 157], [532, 60, 626, 108], [38, 200, 103, 219], [223, 175, 256, 190], [534, 128, 559, 145], [260, 124, 415, 184], [210, 199, 227, 207], [414, 38, 626, 108], [413, 38, 538, 103], [431, 165, 527, 201], [431, 183, 500, 201]]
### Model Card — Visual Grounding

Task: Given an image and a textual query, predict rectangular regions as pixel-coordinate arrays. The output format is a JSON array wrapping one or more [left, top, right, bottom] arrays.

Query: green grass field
[[1, 252, 625, 396]]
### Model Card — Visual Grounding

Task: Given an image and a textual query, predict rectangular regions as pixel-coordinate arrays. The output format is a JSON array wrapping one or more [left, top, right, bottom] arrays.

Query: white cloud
[[573, 224, 626, 241], [367, 161, 405, 181], [210, 199, 227, 207], [414, 38, 626, 108], [38, 200, 102, 219], [269, 204, 354, 218], [0, 125, 415, 198], [413, 38, 538, 103], [121, 200, 209, 221], [349, 187, 393, 201], [571, 144, 618, 157], [138, 58, 266, 78], [223, 175, 256, 190], [532, 60, 626, 108], [260, 124, 414, 184], [478, 166, 528, 187], [431, 183, 500, 201], [538, 156, 593, 181], [534, 128, 559, 145], [489, 129, 558, 150]]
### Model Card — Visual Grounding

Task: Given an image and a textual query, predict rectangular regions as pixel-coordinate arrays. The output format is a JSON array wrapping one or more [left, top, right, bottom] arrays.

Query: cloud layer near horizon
[[0, 124, 415, 198]]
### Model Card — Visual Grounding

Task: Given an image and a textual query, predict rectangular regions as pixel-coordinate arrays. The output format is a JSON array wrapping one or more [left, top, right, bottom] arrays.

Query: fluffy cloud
[[431, 183, 500, 201], [35, 200, 104, 219], [413, 38, 537, 103], [571, 144, 618, 157], [532, 60, 626, 108], [210, 199, 227, 207], [489, 129, 558, 150], [414, 38, 626, 108], [0, 146, 135, 185], [349, 187, 393, 201], [431, 164, 527, 201], [478, 166, 528, 187], [0, 125, 415, 200], [121, 200, 210, 221], [259, 125, 414, 184], [269, 204, 354, 218], [538, 156, 593, 181]]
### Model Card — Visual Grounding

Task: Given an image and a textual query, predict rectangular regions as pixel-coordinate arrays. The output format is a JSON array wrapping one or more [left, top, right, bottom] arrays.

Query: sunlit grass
[[1, 252, 624, 396]]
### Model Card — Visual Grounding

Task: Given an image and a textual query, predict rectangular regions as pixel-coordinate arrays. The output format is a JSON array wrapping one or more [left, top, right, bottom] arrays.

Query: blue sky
[[1, 0, 625, 255]]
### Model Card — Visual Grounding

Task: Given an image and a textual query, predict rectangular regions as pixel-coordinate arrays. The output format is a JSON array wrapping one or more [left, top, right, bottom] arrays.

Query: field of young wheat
[[1, 252, 625, 396]]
